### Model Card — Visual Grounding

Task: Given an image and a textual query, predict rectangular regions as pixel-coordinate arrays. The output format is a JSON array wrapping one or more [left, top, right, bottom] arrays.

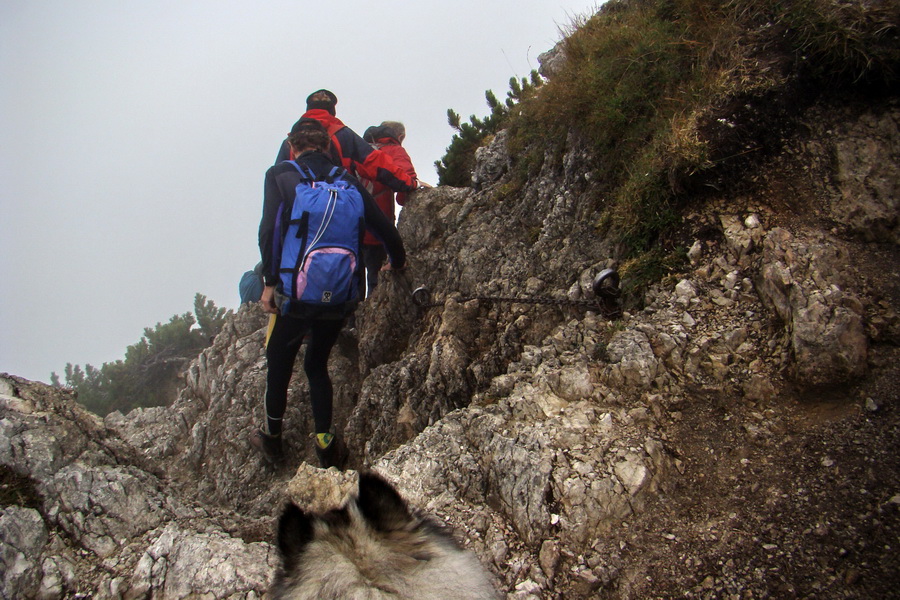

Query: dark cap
[[305, 89, 338, 115], [290, 117, 327, 136], [363, 125, 380, 143]]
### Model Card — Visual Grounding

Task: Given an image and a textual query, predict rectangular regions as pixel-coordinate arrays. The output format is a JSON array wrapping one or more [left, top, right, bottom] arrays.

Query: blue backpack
[[278, 162, 364, 316]]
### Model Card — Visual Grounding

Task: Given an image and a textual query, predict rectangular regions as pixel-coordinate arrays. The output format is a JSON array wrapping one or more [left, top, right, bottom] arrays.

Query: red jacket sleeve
[[380, 142, 417, 206], [332, 127, 416, 193], [355, 146, 416, 193]]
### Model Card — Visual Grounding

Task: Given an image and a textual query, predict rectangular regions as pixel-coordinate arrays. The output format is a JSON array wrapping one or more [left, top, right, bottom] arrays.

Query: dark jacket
[[275, 109, 416, 194], [259, 151, 406, 288]]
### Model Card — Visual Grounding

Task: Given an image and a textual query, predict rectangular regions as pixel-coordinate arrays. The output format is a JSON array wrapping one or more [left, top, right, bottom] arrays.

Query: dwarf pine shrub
[[436, 72, 543, 186]]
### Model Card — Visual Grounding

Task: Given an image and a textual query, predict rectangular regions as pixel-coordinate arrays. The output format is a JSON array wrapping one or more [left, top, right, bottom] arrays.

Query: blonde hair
[[379, 121, 406, 141]]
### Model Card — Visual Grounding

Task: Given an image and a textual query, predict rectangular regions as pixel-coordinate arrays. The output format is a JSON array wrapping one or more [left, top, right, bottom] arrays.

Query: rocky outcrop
[[832, 107, 900, 244], [756, 227, 868, 385], [473, 130, 511, 190], [0, 375, 275, 599]]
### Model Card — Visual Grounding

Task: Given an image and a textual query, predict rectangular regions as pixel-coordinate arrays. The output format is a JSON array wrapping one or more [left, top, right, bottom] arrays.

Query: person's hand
[[260, 286, 279, 314], [381, 262, 406, 272]]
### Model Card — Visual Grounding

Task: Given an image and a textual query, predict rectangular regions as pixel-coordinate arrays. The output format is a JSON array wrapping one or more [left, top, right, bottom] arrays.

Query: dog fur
[[270, 471, 499, 600]]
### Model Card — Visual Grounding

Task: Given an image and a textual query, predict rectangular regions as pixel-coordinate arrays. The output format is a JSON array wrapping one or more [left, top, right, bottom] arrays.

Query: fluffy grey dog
[[270, 471, 499, 600]]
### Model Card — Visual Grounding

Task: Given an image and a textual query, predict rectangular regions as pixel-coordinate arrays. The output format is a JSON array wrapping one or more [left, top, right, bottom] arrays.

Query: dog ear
[[277, 502, 315, 571], [357, 471, 412, 532]]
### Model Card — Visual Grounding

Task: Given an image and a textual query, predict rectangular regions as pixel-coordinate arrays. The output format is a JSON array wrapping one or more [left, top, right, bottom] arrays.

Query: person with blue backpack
[[252, 117, 406, 469]]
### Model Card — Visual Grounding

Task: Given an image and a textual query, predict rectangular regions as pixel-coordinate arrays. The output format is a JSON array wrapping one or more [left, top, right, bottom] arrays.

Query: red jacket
[[361, 136, 417, 245], [275, 110, 416, 194]]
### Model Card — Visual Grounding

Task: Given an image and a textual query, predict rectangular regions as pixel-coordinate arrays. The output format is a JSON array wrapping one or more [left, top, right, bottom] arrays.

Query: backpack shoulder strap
[[317, 165, 352, 185], [286, 160, 318, 182]]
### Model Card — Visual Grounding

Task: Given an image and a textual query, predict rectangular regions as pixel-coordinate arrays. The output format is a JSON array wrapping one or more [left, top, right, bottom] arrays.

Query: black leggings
[[361, 243, 387, 298], [264, 314, 344, 436]]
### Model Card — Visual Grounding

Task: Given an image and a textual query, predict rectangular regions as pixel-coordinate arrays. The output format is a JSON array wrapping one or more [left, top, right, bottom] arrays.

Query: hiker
[[253, 118, 406, 469], [358, 121, 417, 297], [275, 89, 417, 195]]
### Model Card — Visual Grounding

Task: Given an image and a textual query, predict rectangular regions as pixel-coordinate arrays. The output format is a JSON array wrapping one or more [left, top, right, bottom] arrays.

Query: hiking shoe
[[249, 429, 284, 464], [313, 433, 348, 470]]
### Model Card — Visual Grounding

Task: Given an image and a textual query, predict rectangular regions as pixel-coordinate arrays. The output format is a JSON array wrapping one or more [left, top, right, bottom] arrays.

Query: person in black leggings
[[252, 117, 406, 469], [262, 316, 343, 443]]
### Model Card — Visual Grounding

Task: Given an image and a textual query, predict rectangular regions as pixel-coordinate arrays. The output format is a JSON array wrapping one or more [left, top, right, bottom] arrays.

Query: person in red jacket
[[359, 121, 418, 297], [275, 90, 417, 195]]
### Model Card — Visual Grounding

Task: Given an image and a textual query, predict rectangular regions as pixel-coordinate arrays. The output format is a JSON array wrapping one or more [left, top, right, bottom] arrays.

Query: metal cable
[[411, 276, 622, 319]]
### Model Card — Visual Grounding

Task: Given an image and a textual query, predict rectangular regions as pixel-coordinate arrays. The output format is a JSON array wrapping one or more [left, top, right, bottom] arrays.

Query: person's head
[[288, 118, 330, 154], [363, 125, 380, 144], [379, 121, 406, 143], [306, 89, 338, 116]]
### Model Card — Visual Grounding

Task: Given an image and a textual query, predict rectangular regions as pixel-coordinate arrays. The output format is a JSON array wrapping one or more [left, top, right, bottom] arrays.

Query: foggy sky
[[0, 0, 600, 383]]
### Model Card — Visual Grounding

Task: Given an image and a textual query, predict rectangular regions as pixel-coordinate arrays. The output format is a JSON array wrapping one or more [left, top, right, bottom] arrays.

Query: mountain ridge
[[2, 1, 899, 597]]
